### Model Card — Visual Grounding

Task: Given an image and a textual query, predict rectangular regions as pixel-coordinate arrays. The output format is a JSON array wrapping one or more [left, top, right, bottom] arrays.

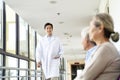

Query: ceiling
[[4, 0, 100, 60]]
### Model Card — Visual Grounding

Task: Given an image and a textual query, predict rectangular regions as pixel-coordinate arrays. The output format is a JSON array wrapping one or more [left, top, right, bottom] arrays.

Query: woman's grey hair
[[94, 13, 119, 42], [81, 27, 96, 45]]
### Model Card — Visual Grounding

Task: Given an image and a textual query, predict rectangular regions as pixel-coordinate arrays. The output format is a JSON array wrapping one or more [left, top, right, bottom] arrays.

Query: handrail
[[1, 67, 119, 75], [0, 67, 41, 72], [0, 66, 120, 80], [0, 75, 42, 78], [0, 66, 43, 79]]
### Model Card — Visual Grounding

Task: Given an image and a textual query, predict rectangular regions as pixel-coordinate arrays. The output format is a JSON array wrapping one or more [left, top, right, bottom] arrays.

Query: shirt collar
[[44, 35, 55, 41], [87, 46, 97, 53]]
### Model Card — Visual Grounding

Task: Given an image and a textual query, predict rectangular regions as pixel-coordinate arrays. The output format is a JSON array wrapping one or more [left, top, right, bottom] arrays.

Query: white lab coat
[[36, 35, 63, 79]]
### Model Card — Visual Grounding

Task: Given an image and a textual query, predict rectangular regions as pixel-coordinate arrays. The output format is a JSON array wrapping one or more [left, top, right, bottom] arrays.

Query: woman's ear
[[94, 21, 104, 32], [98, 24, 104, 33]]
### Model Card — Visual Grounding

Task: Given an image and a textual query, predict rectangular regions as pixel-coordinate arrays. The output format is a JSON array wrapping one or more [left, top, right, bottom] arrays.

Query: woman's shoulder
[[101, 42, 114, 49], [99, 42, 119, 55]]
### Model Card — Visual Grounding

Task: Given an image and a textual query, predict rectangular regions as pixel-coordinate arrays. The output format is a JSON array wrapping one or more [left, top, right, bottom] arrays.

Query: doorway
[[71, 64, 84, 80]]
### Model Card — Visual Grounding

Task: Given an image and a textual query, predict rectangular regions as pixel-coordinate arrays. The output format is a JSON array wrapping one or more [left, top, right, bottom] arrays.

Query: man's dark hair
[[44, 23, 53, 29]]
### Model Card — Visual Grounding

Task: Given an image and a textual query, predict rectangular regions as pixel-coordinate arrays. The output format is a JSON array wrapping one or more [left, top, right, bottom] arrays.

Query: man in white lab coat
[[36, 23, 63, 80]]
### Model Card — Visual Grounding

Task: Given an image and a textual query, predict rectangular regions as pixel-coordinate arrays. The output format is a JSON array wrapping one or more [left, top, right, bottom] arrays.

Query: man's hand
[[53, 55, 60, 59], [37, 62, 41, 68]]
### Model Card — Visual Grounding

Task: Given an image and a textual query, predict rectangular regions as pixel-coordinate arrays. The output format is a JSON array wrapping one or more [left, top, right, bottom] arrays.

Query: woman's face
[[89, 18, 101, 42]]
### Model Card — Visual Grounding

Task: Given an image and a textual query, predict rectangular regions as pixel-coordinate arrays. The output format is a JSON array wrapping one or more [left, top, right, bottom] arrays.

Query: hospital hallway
[[0, 0, 120, 80]]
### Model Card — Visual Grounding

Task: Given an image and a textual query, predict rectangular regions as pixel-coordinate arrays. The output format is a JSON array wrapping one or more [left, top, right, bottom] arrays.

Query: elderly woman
[[76, 13, 120, 80]]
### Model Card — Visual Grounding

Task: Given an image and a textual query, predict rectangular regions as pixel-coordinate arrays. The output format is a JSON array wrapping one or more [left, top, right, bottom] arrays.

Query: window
[[36, 33, 43, 80], [37, 33, 41, 44], [0, 0, 3, 48], [20, 59, 28, 80], [30, 61, 35, 80], [19, 17, 28, 57], [6, 56, 18, 80], [0, 54, 2, 66], [6, 5, 16, 54], [0, 54, 3, 79], [29, 27, 35, 60], [30, 61, 35, 70]]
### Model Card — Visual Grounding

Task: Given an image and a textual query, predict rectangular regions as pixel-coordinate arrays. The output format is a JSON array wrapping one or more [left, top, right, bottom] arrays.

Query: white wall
[[109, 0, 120, 51], [109, 0, 120, 26], [99, 0, 109, 13]]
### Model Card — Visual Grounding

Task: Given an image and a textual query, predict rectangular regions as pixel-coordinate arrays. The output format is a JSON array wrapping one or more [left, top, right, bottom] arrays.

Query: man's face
[[45, 25, 53, 35], [81, 37, 89, 50]]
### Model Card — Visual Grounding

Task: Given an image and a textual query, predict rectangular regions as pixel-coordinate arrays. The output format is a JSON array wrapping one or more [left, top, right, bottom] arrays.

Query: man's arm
[[54, 38, 64, 59], [36, 41, 42, 67]]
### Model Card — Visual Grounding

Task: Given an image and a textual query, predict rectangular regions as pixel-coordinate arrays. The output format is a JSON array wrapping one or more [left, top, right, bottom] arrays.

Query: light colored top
[[36, 35, 63, 79], [85, 46, 97, 64], [75, 42, 120, 80], [47, 36, 52, 42]]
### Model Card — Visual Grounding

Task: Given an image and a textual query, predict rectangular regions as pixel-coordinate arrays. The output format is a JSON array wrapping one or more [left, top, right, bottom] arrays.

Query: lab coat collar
[[44, 35, 55, 42]]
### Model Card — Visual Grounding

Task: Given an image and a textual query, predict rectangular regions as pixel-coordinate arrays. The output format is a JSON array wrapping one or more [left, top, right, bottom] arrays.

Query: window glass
[[20, 59, 28, 80], [0, 54, 2, 66], [37, 33, 41, 44], [0, 0, 3, 48], [6, 5, 16, 54], [0, 54, 3, 79], [30, 61, 35, 69], [6, 56, 18, 80], [19, 17, 28, 57], [0, 1, 4, 79], [36, 33, 42, 80], [30, 61, 35, 80], [29, 27, 35, 60]]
